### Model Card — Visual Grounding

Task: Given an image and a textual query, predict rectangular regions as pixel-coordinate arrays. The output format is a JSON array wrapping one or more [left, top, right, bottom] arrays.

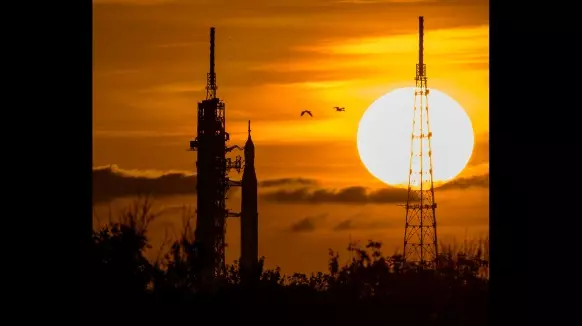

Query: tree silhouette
[[88, 199, 488, 325]]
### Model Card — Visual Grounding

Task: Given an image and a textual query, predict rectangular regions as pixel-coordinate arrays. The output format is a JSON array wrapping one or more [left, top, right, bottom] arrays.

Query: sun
[[357, 87, 474, 188]]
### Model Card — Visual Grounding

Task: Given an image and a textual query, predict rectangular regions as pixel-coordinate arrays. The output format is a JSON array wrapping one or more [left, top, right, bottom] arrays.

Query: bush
[[88, 199, 488, 325]]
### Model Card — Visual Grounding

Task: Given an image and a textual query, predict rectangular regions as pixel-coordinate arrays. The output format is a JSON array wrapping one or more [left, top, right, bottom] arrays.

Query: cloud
[[263, 186, 407, 204], [94, 0, 488, 135], [333, 219, 354, 230], [93, 166, 318, 203], [333, 218, 400, 231], [95, 69, 142, 77], [263, 174, 489, 205], [289, 213, 328, 232], [259, 178, 318, 188], [93, 165, 198, 204], [137, 83, 206, 95], [93, 130, 193, 138], [468, 133, 489, 166], [439, 173, 488, 190], [93, 165, 487, 205], [294, 25, 487, 57]]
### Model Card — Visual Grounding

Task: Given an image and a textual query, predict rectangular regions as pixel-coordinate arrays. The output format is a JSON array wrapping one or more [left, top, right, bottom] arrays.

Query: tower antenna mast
[[206, 27, 217, 100], [402, 16, 439, 267]]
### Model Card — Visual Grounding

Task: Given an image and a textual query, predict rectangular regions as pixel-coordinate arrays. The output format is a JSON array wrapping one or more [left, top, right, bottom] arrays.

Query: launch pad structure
[[187, 20, 439, 277], [189, 27, 259, 281], [402, 16, 439, 267]]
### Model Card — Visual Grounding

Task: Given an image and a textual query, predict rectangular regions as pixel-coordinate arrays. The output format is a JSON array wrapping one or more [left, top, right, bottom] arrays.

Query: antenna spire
[[248, 120, 251, 136], [418, 16, 424, 77], [206, 27, 217, 100]]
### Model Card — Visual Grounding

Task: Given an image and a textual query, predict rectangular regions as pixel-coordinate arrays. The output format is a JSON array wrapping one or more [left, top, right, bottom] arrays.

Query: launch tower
[[403, 16, 439, 267], [189, 27, 243, 277]]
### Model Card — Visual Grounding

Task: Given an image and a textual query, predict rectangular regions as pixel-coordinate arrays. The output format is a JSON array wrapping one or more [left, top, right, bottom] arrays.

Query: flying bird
[[334, 106, 345, 112], [300, 110, 313, 117]]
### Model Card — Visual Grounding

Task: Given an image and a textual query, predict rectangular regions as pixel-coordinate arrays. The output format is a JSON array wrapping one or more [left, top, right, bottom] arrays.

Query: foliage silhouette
[[88, 199, 488, 325]]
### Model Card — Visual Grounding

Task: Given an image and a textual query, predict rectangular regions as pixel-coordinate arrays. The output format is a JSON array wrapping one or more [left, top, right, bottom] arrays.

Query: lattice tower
[[403, 16, 439, 267]]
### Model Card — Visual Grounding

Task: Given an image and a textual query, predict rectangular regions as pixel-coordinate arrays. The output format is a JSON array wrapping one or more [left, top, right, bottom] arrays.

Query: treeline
[[85, 199, 488, 325]]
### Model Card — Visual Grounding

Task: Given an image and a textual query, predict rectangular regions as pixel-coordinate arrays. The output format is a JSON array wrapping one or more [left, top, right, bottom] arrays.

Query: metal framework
[[403, 16, 439, 267], [189, 27, 243, 277]]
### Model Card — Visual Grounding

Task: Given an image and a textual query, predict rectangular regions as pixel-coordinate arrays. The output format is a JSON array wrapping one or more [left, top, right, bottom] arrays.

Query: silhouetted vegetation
[[87, 199, 488, 325]]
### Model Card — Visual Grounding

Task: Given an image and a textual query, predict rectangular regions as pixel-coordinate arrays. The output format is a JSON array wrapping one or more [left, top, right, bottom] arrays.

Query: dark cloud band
[[93, 165, 322, 203], [262, 174, 488, 205], [93, 165, 488, 204]]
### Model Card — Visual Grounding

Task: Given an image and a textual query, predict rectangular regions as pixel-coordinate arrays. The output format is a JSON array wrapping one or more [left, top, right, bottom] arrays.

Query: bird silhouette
[[300, 110, 313, 117], [334, 106, 345, 112]]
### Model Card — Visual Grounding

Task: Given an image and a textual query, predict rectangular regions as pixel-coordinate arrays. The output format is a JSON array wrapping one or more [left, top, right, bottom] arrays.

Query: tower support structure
[[403, 16, 439, 267], [189, 27, 243, 278]]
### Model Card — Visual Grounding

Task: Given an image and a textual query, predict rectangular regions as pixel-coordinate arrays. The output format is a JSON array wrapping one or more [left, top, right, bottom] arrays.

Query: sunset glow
[[357, 87, 475, 188], [93, 0, 489, 273]]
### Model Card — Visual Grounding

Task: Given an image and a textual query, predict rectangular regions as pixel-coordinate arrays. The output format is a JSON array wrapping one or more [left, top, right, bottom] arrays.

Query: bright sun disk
[[357, 87, 475, 188]]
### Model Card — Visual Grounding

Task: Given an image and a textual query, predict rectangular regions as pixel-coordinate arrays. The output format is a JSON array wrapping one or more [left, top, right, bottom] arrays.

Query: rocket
[[240, 120, 259, 283]]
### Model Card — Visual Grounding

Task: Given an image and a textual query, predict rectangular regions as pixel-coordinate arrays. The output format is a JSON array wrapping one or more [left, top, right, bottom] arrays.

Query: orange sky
[[93, 0, 489, 273]]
